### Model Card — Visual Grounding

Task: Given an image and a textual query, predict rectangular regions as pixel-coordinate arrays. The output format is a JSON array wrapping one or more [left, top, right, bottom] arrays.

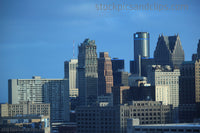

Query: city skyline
[[1, 0, 200, 103]]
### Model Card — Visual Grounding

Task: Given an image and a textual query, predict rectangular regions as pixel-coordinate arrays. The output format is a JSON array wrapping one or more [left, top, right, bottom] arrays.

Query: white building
[[64, 59, 78, 97], [8, 76, 69, 122], [155, 85, 170, 105], [147, 65, 180, 108]]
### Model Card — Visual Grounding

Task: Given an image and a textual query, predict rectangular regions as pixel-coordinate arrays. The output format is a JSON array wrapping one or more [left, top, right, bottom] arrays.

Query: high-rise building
[[111, 58, 124, 72], [197, 40, 200, 59], [112, 86, 130, 105], [133, 32, 150, 76], [147, 65, 180, 122], [64, 59, 78, 97], [179, 61, 196, 104], [179, 60, 200, 104], [154, 34, 185, 68], [77, 38, 98, 106], [8, 76, 69, 122], [134, 32, 150, 60], [147, 65, 180, 108], [98, 52, 113, 95], [112, 58, 128, 86]]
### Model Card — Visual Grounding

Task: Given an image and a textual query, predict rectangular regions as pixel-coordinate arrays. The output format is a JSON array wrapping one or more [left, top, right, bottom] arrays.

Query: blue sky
[[0, 0, 200, 103]]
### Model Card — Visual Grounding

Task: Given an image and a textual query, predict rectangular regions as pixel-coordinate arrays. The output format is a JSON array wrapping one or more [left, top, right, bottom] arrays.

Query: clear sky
[[0, 0, 200, 103]]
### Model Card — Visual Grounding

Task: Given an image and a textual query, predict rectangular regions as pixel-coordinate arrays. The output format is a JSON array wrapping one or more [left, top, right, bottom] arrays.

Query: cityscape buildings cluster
[[1, 32, 200, 132]]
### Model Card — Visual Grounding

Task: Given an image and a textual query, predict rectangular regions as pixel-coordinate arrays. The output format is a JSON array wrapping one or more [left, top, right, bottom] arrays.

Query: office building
[[127, 119, 200, 133], [98, 52, 113, 95], [111, 58, 124, 72], [76, 101, 172, 133], [179, 59, 200, 104], [97, 93, 113, 107], [112, 86, 130, 105], [133, 32, 150, 76], [1, 101, 50, 117], [77, 38, 98, 105], [64, 59, 78, 97], [147, 65, 180, 122], [147, 65, 180, 108], [8, 76, 69, 122], [112, 58, 129, 86], [154, 34, 184, 68], [179, 61, 196, 104], [123, 85, 155, 103]]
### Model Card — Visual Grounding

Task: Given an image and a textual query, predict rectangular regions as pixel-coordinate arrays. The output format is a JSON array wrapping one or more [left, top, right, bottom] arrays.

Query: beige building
[[147, 65, 180, 108], [98, 52, 113, 95], [64, 59, 79, 97], [155, 85, 170, 105], [1, 101, 50, 117], [195, 59, 200, 103]]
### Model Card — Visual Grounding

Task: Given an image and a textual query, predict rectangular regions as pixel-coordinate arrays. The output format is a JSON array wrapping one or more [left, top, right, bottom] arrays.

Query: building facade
[[133, 32, 150, 75], [64, 59, 78, 97], [127, 119, 200, 133], [8, 76, 69, 122], [154, 34, 184, 68], [76, 101, 172, 133], [98, 52, 113, 95], [1, 101, 50, 117], [147, 65, 180, 108], [77, 38, 98, 106]]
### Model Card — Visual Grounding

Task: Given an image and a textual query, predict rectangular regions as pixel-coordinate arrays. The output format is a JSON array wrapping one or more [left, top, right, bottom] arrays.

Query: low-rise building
[[127, 119, 200, 133]]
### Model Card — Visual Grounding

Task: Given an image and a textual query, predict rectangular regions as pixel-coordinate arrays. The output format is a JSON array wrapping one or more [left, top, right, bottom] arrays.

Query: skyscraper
[[98, 52, 113, 95], [77, 38, 98, 105], [154, 34, 185, 68], [197, 40, 200, 59], [111, 58, 128, 86], [64, 59, 78, 97], [133, 32, 150, 76], [8, 76, 69, 122]]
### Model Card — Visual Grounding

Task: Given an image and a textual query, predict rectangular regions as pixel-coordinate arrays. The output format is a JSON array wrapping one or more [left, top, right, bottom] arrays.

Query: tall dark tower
[[154, 34, 185, 68], [78, 38, 98, 106], [134, 32, 150, 76], [197, 40, 200, 59]]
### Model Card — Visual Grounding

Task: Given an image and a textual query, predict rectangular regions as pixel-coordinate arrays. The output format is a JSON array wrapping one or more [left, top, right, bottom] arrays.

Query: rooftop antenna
[[73, 40, 75, 59]]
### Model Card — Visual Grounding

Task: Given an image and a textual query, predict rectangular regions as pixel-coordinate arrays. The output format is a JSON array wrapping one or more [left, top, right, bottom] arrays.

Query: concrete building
[[64, 59, 78, 97], [77, 38, 98, 106], [147, 65, 180, 108], [155, 85, 170, 105], [127, 119, 200, 133], [1, 101, 50, 117], [154, 34, 185, 68], [8, 76, 69, 122], [147, 65, 180, 122], [76, 101, 172, 133], [98, 52, 113, 95]]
